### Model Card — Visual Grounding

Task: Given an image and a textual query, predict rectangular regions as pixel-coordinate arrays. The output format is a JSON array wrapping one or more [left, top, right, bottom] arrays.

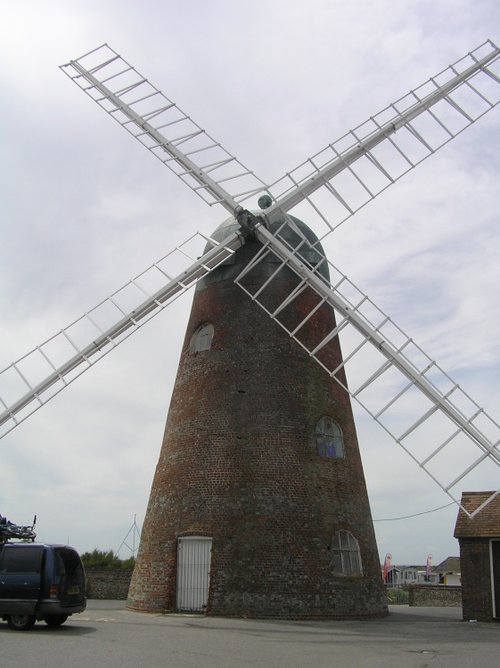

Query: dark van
[[0, 542, 86, 630]]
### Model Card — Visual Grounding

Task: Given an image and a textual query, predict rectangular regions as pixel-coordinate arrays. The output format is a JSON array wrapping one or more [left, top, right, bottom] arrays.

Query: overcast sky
[[1, 0, 499, 566]]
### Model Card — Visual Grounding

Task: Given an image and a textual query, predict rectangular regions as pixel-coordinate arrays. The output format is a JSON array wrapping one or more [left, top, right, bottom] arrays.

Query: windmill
[[1, 40, 499, 617]]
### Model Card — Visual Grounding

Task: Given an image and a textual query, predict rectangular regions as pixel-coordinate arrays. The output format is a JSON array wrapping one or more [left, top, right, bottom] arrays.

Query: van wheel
[[43, 615, 68, 627], [7, 614, 36, 631]]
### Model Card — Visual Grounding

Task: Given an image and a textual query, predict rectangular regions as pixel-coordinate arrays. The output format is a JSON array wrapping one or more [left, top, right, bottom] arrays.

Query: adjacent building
[[454, 491, 500, 621]]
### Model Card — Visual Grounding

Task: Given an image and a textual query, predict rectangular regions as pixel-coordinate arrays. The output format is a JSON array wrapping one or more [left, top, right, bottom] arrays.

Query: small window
[[189, 323, 214, 352], [315, 416, 344, 458], [332, 531, 362, 576], [0, 546, 43, 573]]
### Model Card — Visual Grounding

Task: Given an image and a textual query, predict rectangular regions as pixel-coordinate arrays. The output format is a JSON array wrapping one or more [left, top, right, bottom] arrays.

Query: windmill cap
[[204, 213, 330, 282]]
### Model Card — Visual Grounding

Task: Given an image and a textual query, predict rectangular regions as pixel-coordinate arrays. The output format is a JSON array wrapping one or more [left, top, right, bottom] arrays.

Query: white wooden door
[[176, 536, 212, 611]]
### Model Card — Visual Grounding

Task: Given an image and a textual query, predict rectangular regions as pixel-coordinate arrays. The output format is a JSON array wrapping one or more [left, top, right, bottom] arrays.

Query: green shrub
[[80, 549, 135, 570], [386, 587, 409, 605]]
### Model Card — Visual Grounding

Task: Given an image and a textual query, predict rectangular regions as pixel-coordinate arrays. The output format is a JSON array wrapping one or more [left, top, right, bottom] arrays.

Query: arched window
[[315, 416, 344, 458], [331, 531, 362, 576], [189, 323, 214, 352]]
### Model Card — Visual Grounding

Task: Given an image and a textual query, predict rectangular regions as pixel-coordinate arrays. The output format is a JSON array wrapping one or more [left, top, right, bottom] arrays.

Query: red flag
[[426, 554, 432, 578]]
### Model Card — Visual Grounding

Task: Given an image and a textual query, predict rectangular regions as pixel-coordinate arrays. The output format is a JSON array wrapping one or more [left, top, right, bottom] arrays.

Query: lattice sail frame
[[248, 40, 500, 240], [0, 232, 244, 436], [60, 44, 264, 214], [235, 217, 500, 517], [1, 40, 499, 517]]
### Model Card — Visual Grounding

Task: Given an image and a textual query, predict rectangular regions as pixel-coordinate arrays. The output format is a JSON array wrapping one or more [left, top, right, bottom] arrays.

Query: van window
[[0, 547, 43, 573], [55, 548, 84, 579]]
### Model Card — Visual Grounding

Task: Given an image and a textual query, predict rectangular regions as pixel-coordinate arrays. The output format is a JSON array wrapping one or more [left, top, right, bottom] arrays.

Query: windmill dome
[[200, 213, 330, 287]]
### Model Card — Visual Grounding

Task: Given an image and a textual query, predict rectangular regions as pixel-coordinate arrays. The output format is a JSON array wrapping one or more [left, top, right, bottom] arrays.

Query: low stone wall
[[408, 585, 462, 607], [85, 568, 133, 600]]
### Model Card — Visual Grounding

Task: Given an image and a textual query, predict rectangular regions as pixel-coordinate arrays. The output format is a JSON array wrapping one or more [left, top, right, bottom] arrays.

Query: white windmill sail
[[1, 41, 498, 516], [59, 44, 266, 213], [244, 39, 499, 238], [0, 232, 243, 437], [234, 217, 499, 517]]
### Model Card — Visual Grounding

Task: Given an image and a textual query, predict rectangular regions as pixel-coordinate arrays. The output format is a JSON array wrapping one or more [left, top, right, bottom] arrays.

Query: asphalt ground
[[2, 600, 499, 668]]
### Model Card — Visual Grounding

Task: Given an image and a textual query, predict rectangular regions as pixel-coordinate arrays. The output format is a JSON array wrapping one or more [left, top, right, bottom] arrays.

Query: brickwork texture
[[127, 219, 387, 619], [458, 538, 494, 621]]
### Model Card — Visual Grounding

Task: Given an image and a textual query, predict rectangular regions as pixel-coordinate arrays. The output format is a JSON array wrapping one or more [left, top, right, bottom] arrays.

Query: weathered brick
[[127, 221, 387, 619]]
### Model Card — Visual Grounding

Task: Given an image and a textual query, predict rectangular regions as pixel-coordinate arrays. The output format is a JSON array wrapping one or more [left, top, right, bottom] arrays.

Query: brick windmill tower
[[1, 43, 499, 620], [127, 215, 387, 618]]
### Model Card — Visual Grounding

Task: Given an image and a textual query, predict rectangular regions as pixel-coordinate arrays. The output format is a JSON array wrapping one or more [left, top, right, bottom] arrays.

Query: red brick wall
[[458, 538, 493, 621], [128, 232, 387, 618]]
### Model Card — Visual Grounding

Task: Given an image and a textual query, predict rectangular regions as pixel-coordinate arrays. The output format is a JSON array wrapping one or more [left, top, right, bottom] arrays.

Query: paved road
[[2, 601, 499, 668]]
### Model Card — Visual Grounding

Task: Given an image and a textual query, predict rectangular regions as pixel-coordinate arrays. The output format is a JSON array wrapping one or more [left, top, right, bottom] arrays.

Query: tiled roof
[[434, 556, 461, 573], [454, 492, 500, 537]]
